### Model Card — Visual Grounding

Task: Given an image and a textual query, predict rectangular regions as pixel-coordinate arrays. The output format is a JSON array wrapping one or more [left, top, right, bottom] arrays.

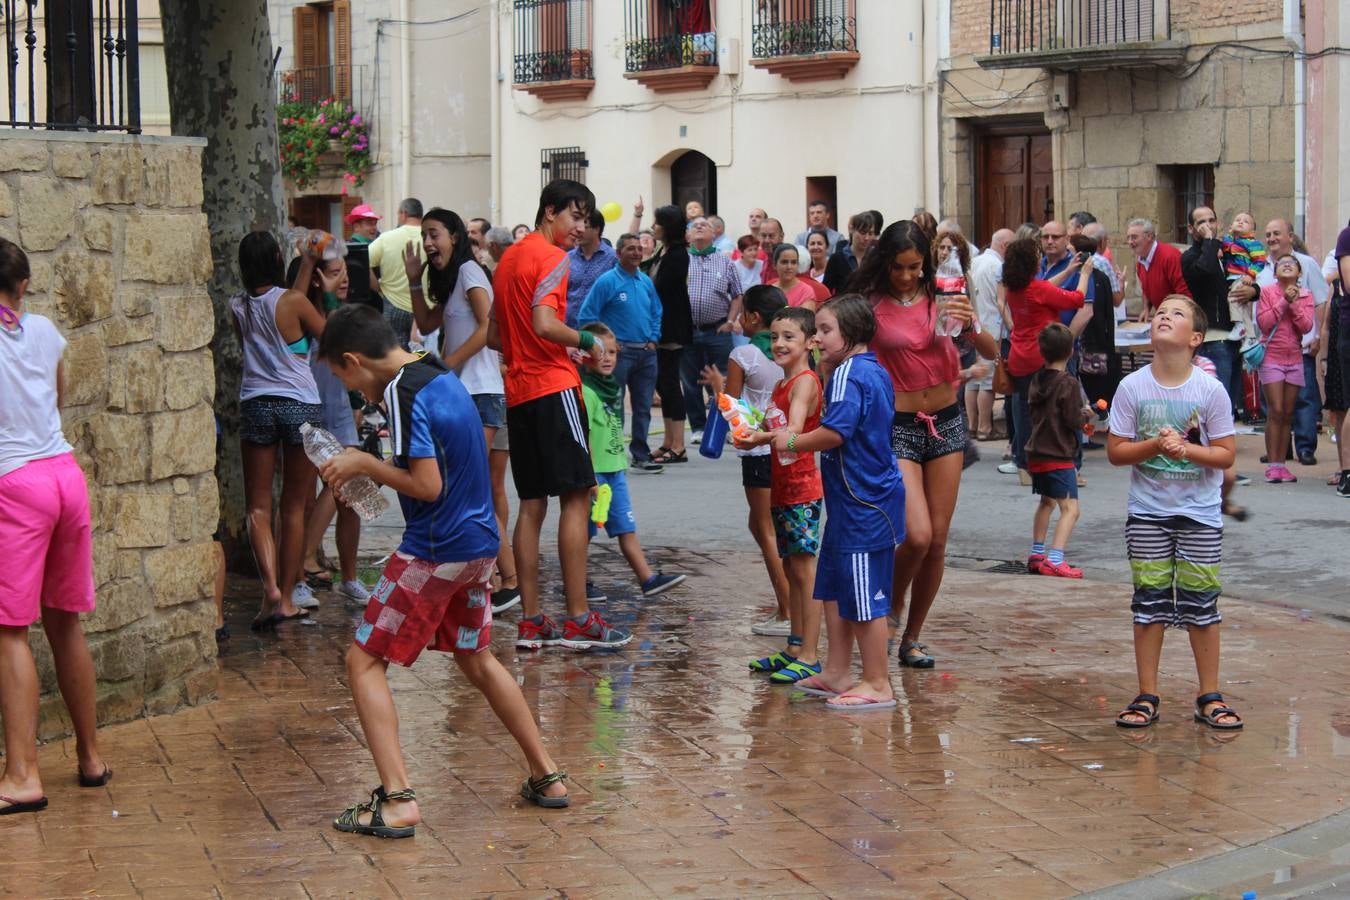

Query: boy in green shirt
[[580, 323, 686, 598]]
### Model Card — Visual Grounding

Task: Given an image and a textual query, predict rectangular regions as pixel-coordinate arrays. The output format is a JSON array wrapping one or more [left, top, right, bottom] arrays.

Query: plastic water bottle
[[305, 229, 346, 262], [764, 405, 797, 465], [934, 253, 967, 337], [300, 423, 389, 521]]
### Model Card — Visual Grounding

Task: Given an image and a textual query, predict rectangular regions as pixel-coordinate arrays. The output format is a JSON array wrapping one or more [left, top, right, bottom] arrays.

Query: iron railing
[[278, 64, 366, 110], [541, 145, 587, 188], [988, 0, 1162, 56], [513, 0, 592, 84], [2, 0, 140, 131], [624, 0, 716, 72], [751, 0, 856, 59]]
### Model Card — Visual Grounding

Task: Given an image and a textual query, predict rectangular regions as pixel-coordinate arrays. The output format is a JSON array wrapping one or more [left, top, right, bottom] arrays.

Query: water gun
[[591, 483, 612, 529], [716, 393, 766, 443], [1085, 398, 1109, 436]]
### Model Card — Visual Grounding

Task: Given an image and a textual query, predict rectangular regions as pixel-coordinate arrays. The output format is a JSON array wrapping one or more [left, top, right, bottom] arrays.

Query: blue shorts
[[473, 393, 507, 429], [1031, 467, 1078, 499], [772, 500, 822, 557], [589, 470, 636, 538], [813, 546, 896, 623]]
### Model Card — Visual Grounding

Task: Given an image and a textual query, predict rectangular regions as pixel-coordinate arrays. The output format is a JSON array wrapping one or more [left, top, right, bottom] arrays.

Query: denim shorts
[[473, 393, 507, 429], [891, 403, 966, 463], [240, 396, 323, 446], [1031, 467, 1078, 500], [589, 470, 636, 538]]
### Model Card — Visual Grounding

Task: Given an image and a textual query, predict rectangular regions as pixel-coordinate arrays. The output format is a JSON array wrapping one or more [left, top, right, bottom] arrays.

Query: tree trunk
[[161, 0, 286, 568]]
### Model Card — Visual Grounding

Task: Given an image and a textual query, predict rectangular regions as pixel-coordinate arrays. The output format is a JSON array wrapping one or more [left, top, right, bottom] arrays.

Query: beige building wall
[[939, 0, 1316, 257], [267, 0, 492, 227], [494, 1, 935, 238]]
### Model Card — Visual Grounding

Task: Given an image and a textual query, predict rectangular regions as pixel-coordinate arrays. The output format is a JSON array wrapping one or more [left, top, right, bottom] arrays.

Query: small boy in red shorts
[[318, 304, 568, 838]]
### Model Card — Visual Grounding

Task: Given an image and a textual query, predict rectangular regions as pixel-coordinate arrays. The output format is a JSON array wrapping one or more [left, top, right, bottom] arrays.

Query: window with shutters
[[290, 2, 353, 104], [540, 146, 588, 188]]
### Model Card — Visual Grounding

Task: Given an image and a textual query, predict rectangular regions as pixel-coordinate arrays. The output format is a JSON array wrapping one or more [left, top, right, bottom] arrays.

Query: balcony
[[278, 64, 366, 109], [513, 0, 595, 102], [276, 65, 371, 194], [750, 0, 859, 82], [977, 0, 1184, 71], [623, 0, 718, 94]]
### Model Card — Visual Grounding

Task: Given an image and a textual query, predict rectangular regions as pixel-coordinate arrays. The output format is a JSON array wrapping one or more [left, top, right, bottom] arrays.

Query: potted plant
[[277, 96, 372, 191], [570, 47, 592, 78]]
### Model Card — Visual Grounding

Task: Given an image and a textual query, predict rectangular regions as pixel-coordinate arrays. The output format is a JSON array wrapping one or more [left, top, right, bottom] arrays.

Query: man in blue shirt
[[316, 304, 570, 838], [578, 234, 664, 471], [1038, 220, 1096, 338], [564, 209, 618, 329]]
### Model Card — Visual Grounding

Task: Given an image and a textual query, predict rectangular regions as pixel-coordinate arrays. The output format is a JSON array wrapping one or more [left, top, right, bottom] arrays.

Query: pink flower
[[317, 113, 326, 124], [342, 129, 350, 139], [330, 126, 340, 135], [351, 114, 362, 125]]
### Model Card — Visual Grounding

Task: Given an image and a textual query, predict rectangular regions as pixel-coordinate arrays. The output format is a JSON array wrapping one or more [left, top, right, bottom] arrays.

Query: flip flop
[[304, 568, 334, 589], [78, 766, 113, 788], [249, 609, 309, 631], [793, 674, 841, 697], [826, 692, 898, 711], [0, 794, 49, 815]]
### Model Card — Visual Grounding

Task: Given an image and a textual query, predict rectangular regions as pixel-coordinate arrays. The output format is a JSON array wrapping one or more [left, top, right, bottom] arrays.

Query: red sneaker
[[1037, 559, 1083, 579], [1027, 553, 1046, 573], [515, 616, 563, 651], [559, 611, 633, 651]]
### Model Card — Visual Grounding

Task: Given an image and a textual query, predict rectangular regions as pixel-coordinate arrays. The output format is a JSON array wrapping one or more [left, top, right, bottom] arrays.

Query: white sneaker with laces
[[997, 461, 1019, 475], [292, 582, 320, 610], [751, 616, 791, 636], [337, 580, 371, 604]]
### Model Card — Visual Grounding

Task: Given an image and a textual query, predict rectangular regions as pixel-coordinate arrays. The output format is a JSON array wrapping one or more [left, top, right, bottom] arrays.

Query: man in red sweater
[[1126, 217, 1190, 319]]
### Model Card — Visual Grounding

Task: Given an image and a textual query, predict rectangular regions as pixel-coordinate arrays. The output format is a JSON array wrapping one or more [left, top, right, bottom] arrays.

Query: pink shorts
[[0, 453, 96, 627], [353, 553, 495, 667], [1259, 358, 1305, 387]]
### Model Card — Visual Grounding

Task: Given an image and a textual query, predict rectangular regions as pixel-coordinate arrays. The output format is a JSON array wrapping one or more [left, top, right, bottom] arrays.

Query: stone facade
[[939, 2, 1297, 252], [0, 133, 218, 738]]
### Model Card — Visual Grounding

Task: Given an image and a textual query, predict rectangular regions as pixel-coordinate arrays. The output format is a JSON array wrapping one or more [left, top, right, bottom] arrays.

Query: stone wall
[[0, 133, 219, 738]]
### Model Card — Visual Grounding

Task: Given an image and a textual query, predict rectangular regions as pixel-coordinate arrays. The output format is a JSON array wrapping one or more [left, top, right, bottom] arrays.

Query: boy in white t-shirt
[[1107, 293, 1242, 732], [0, 238, 110, 815]]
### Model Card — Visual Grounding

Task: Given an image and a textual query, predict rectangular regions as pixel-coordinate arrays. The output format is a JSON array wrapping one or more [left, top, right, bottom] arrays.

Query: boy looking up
[[488, 180, 631, 651], [318, 305, 568, 839]]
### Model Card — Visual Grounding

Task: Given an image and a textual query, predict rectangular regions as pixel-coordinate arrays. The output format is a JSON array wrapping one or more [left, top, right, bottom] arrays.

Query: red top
[[491, 232, 580, 407], [1005, 280, 1085, 377], [767, 269, 830, 302], [1136, 240, 1191, 311], [870, 294, 961, 392], [769, 370, 823, 507]]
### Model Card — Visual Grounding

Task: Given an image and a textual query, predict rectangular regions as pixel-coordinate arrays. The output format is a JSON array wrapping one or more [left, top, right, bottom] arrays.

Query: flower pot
[[570, 48, 592, 79]]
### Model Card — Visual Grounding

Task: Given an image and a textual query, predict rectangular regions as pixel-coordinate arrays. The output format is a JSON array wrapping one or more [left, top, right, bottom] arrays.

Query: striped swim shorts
[[1125, 515, 1222, 628]]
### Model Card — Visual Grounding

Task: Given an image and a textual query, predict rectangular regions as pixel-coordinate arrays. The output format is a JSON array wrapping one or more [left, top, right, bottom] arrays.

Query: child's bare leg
[[489, 447, 517, 590], [0, 625, 43, 805], [1033, 496, 1054, 546], [344, 645, 419, 827], [746, 487, 789, 620], [1121, 622, 1166, 723], [41, 609, 105, 779], [815, 600, 853, 691], [302, 485, 337, 575], [557, 489, 591, 618], [1049, 497, 1079, 554], [1187, 624, 1238, 724], [977, 387, 994, 436], [835, 618, 893, 702], [335, 505, 361, 583], [785, 554, 820, 665], [455, 651, 567, 799], [616, 533, 653, 584], [514, 498, 548, 618]]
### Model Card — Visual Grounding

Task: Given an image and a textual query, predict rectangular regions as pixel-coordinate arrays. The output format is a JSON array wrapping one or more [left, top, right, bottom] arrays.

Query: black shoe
[[1338, 471, 1350, 498], [1298, 453, 1317, 466]]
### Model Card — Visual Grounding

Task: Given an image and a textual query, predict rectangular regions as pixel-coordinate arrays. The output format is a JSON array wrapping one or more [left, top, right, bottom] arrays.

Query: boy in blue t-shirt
[[761, 295, 906, 711], [317, 305, 568, 839]]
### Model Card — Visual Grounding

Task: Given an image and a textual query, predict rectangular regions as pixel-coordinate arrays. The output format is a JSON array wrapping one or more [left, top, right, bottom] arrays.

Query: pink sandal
[[826, 692, 898, 711]]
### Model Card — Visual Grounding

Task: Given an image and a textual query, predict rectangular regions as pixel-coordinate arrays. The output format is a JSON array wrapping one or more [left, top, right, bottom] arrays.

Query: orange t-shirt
[[492, 232, 581, 407]]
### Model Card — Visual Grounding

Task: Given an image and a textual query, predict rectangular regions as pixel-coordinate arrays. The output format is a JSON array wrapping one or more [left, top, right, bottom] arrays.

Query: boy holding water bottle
[[316, 304, 569, 838]]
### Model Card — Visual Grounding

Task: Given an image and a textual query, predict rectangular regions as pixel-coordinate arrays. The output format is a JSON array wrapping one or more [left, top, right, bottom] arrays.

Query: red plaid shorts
[[354, 553, 496, 667]]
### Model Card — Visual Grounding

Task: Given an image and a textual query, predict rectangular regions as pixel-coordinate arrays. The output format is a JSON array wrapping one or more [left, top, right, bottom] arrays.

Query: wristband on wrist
[[578, 330, 596, 352], [410, 283, 424, 293], [787, 432, 798, 452]]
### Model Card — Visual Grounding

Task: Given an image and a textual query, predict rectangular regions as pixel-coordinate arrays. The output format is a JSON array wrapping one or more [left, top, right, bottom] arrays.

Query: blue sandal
[[749, 650, 796, 673], [770, 659, 822, 684]]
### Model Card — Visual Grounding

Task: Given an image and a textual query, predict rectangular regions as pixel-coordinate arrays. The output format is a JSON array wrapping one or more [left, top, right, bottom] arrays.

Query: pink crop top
[[870, 294, 960, 394]]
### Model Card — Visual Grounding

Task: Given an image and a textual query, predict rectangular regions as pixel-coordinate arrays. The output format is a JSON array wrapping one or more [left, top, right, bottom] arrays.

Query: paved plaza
[[6, 494, 1350, 898]]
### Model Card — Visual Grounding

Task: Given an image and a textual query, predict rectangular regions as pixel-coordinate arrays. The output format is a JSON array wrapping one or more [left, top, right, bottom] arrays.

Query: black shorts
[[891, 403, 966, 463], [239, 395, 322, 446], [741, 454, 772, 489], [506, 387, 596, 500]]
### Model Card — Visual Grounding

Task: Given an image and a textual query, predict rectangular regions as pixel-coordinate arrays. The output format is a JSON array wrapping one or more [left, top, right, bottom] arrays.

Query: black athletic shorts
[[741, 454, 772, 489], [506, 387, 597, 500]]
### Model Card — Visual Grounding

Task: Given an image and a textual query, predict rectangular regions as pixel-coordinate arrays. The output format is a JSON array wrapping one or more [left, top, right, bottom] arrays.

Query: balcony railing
[[513, 0, 594, 101], [2, 0, 141, 132], [623, 0, 717, 92], [980, 0, 1181, 70], [278, 64, 366, 111], [750, 0, 859, 82]]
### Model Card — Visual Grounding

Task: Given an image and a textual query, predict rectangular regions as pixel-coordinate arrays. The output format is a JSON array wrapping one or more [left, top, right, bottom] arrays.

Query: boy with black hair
[[487, 179, 632, 651], [1025, 323, 1088, 578], [317, 305, 568, 839]]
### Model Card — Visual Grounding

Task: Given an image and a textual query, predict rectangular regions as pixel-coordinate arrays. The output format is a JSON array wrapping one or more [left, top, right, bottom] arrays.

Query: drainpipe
[[921, 0, 940, 214], [489, 4, 502, 221], [399, 0, 412, 202], [1284, 0, 1305, 237]]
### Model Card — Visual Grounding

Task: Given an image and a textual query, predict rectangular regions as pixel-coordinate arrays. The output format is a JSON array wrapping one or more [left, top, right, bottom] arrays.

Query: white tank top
[[230, 286, 320, 404]]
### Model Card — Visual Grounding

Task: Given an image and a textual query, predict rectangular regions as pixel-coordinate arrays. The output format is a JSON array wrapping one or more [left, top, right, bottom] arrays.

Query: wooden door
[[671, 150, 717, 215], [976, 130, 1054, 248]]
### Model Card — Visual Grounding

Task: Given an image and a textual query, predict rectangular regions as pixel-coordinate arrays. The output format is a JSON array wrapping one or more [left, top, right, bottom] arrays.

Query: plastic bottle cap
[[1242, 892, 1257, 900]]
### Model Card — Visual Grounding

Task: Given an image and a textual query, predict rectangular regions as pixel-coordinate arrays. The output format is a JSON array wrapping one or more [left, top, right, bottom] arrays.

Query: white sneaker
[[997, 461, 1019, 475], [292, 582, 320, 610], [336, 580, 371, 604], [751, 615, 791, 636]]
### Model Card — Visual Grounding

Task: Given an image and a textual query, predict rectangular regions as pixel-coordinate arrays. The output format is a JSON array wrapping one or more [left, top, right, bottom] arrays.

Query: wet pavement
[[6, 533, 1350, 899]]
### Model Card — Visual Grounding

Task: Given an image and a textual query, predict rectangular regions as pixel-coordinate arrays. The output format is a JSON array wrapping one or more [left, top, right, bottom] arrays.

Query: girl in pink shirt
[[845, 221, 999, 670], [1255, 254, 1315, 483]]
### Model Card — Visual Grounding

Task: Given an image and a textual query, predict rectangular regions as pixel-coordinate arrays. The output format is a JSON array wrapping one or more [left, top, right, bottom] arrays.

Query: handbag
[[1240, 322, 1279, 372], [992, 357, 1015, 395]]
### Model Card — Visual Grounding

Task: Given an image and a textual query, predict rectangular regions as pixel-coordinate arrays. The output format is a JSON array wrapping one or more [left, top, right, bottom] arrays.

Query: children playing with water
[[1107, 294, 1243, 731], [738, 307, 825, 684]]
